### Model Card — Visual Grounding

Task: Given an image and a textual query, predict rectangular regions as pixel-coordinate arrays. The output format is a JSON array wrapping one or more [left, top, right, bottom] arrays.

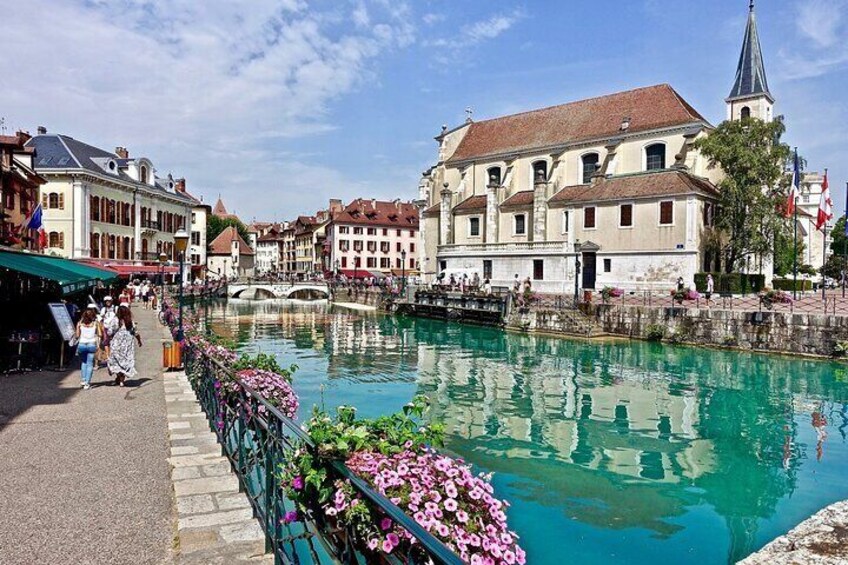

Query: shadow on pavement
[[0, 368, 79, 432]]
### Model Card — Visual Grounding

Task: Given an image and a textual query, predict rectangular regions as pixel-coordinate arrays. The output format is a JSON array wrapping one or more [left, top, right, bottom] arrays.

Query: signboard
[[48, 303, 76, 342]]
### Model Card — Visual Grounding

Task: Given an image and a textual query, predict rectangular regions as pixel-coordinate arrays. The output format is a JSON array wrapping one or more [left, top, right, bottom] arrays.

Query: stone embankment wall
[[508, 304, 848, 358], [332, 288, 387, 309]]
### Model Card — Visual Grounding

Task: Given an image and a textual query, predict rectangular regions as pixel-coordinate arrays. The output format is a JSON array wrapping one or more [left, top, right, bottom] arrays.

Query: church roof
[[446, 84, 707, 164], [212, 197, 241, 221], [728, 1, 772, 102], [208, 226, 254, 255], [548, 170, 719, 205]]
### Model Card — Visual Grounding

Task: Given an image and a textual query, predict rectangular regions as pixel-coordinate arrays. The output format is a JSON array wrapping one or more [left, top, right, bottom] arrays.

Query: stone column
[[533, 170, 548, 242], [485, 177, 499, 243], [72, 178, 87, 258], [414, 198, 428, 278], [133, 190, 142, 259], [439, 183, 452, 246]]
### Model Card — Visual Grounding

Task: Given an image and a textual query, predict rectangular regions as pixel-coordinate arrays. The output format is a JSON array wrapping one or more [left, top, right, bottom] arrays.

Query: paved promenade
[[0, 307, 175, 565]]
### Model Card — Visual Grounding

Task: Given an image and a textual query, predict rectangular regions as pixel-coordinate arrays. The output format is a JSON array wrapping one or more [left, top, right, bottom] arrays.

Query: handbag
[[69, 335, 79, 347]]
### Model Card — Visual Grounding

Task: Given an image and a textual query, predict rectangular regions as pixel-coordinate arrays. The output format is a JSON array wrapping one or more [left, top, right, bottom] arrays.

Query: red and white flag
[[816, 170, 833, 231]]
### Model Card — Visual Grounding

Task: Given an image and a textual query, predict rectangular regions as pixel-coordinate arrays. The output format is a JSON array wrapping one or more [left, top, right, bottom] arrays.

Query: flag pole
[[823, 169, 828, 301], [792, 147, 799, 300], [843, 181, 847, 298]]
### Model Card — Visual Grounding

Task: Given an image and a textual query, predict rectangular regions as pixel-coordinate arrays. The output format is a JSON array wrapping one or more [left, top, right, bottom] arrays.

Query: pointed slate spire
[[728, 0, 772, 101]]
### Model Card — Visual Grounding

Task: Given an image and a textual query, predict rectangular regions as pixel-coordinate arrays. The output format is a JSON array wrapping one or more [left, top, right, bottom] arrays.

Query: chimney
[[16, 130, 32, 144], [175, 178, 186, 193], [37, 126, 47, 135], [115, 146, 129, 159]]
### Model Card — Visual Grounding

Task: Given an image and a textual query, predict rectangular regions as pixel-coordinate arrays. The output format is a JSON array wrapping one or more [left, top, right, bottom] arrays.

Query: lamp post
[[174, 228, 190, 342], [158, 252, 168, 309], [401, 249, 407, 295], [334, 259, 340, 279], [573, 240, 582, 305], [353, 254, 359, 283]]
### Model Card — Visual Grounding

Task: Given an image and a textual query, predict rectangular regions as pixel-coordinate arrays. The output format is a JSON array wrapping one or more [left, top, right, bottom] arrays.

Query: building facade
[[797, 172, 835, 271], [419, 3, 777, 293], [0, 132, 46, 251], [326, 198, 419, 278], [254, 223, 284, 274], [26, 130, 194, 264], [207, 226, 254, 279]]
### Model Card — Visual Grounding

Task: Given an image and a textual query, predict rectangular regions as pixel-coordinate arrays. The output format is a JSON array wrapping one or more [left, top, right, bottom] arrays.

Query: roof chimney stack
[[175, 178, 186, 193], [16, 130, 32, 144], [115, 146, 129, 159], [37, 126, 47, 135]]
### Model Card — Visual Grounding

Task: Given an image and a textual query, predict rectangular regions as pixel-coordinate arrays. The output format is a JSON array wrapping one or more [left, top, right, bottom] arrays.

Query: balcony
[[438, 241, 574, 256], [141, 220, 160, 236]]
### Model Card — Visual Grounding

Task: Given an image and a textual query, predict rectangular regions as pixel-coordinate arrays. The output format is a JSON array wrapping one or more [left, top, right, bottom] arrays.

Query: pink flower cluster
[[234, 369, 299, 419], [337, 448, 525, 565]]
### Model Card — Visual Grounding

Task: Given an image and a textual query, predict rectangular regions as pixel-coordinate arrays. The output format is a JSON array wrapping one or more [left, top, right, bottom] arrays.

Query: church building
[[418, 2, 776, 292]]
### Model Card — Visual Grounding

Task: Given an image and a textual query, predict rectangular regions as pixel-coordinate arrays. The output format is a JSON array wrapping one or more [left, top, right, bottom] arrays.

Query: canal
[[201, 298, 848, 564]]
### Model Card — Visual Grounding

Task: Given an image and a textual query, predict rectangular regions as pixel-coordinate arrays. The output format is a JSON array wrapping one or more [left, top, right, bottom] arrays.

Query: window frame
[[533, 259, 544, 281], [513, 213, 527, 236], [583, 206, 597, 230], [644, 143, 667, 171], [468, 215, 482, 238], [561, 210, 570, 234], [619, 202, 634, 229], [580, 152, 600, 184], [658, 200, 675, 226]]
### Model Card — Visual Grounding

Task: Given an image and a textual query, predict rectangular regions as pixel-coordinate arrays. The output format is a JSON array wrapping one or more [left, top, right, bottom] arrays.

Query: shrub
[[773, 278, 813, 292], [721, 335, 739, 347], [600, 286, 624, 302], [645, 324, 666, 341], [834, 342, 848, 358]]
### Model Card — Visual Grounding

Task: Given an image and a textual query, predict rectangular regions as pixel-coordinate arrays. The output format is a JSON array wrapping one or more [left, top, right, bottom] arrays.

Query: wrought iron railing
[[182, 345, 463, 565]]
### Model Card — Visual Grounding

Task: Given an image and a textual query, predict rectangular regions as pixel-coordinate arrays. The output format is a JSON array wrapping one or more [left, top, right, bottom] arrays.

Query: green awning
[[0, 249, 118, 295]]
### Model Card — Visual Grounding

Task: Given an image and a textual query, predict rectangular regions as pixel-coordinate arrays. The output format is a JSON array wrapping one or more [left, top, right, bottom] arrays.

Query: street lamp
[[353, 253, 359, 282], [174, 228, 190, 342], [573, 240, 582, 304], [401, 248, 407, 295], [158, 251, 168, 309], [335, 259, 340, 279]]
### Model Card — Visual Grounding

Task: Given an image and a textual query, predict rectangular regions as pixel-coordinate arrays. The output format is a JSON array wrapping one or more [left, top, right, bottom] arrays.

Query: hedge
[[772, 278, 813, 292], [694, 273, 765, 294]]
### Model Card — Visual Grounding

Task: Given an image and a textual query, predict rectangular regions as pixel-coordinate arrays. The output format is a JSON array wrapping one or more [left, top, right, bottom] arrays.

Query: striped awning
[[0, 249, 118, 295]]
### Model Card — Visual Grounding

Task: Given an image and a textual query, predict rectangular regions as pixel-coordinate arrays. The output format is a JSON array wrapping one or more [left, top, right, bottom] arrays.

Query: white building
[[797, 172, 835, 271], [207, 226, 255, 279]]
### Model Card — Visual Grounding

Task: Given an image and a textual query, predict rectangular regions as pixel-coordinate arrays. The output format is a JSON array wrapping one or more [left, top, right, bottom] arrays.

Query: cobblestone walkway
[[164, 370, 273, 564]]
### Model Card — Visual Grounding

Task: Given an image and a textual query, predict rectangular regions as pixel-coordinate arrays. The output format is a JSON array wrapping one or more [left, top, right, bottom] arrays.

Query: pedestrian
[[74, 306, 102, 390], [108, 306, 142, 387], [513, 274, 520, 293], [141, 280, 150, 309], [677, 276, 685, 292], [100, 296, 118, 366], [483, 278, 492, 295], [706, 274, 714, 305]]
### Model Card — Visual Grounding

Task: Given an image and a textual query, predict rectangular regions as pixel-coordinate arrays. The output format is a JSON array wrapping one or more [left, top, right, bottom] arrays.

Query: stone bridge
[[226, 282, 330, 300]]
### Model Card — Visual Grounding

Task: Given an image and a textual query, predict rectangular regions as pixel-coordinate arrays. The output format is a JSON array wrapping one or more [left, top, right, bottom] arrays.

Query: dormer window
[[532, 160, 547, 181], [645, 144, 666, 171], [487, 166, 502, 186], [140, 165, 148, 184], [581, 153, 600, 184], [108, 161, 116, 171]]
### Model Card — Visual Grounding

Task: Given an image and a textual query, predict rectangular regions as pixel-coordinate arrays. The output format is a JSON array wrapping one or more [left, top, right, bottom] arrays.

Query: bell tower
[[726, 1, 774, 122]]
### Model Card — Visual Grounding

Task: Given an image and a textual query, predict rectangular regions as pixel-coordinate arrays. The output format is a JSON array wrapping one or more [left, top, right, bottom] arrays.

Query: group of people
[[120, 279, 157, 309], [433, 272, 493, 295], [74, 294, 143, 390]]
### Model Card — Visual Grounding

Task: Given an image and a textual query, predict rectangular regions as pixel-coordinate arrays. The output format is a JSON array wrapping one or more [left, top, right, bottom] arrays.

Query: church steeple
[[727, 1, 774, 122]]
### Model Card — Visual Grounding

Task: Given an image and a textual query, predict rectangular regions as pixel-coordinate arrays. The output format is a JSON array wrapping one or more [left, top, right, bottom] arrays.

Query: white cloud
[[779, 0, 848, 79], [798, 0, 845, 48], [425, 9, 525, 57], [0, 0, 415, 217], [423, 12, 446, 26]]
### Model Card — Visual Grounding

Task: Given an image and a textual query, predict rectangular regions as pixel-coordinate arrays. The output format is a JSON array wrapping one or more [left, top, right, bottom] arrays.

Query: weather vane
[[465, 107, 474, 122]]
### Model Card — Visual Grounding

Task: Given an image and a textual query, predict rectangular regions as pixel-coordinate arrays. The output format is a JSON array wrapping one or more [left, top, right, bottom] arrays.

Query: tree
[[694, 118, 793, 273], [207, 215, 250, 245], [773, 231, 809, 277], [830, 216, 848, 258]]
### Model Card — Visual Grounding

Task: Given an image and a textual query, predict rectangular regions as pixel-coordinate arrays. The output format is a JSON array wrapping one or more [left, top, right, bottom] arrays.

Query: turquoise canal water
[[201, 299, 848, 564]]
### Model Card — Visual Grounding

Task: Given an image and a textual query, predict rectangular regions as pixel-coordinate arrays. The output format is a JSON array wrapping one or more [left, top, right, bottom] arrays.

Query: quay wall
[[508, 304, 848, 358], [331, 288, 388, 309]]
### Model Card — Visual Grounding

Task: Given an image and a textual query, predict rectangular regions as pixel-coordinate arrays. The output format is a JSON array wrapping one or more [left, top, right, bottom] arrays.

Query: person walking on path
[[74, 307, 102, 390], [108, 306, 143, 387], [706, 274, 715, 306]]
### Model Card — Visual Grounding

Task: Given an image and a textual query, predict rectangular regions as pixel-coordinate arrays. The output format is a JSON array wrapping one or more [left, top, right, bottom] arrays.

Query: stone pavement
[[164, 370, 273, 564], [0, 306, 175, 565]]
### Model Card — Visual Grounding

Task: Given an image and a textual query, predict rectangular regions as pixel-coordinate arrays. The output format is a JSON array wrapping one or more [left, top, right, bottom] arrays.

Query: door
[[582, 252, 596, 289]]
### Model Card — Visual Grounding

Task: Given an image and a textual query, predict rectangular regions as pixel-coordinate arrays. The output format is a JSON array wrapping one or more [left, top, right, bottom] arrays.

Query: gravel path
[[0, 306, 176, 565]]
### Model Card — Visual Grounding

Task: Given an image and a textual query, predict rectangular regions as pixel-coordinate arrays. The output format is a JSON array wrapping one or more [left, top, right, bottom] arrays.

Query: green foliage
[[645, 324, 666, 341], [822, 253, 846, 280], [693, 118, 794, 273], [694, 273, 763, 294], [666, 328, 688, 345], [773, 230, 812, 277], [721, 335, 739, 347], [830, 216, 848, 258], [207, 214, 250, 245], [772, 278, 813, 292], [232, 351, 296, 378], [834, 341, 848, 358]]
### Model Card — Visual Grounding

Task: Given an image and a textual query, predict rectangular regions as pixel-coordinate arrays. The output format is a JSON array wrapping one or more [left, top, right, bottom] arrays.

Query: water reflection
[[201, 299, 848, 564]]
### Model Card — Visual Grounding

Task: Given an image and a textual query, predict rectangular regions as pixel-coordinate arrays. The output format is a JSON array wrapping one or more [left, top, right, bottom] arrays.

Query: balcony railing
[[439, 241, 572, 255], [182, 343, 463, 565]]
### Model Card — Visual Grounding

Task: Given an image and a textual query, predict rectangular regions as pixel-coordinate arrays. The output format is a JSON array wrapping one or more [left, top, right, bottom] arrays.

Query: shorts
[[142, 294, 149, 302]]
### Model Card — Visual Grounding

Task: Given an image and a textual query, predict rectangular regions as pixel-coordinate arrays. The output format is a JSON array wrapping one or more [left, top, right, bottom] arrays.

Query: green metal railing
[[183, 345, 463, 565]]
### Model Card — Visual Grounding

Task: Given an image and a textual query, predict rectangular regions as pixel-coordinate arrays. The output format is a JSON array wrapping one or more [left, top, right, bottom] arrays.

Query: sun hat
[[87, 302, 98, 309], [104, 296, 113, 301]]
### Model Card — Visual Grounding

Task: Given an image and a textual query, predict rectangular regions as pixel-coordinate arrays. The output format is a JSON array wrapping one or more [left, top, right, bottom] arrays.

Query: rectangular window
[[659, 201, 674, 225], [353, 227, 363, 235], [339, 226, 349, 234], [514, 214, 526, 235], [483, 260, 492, 279], [367, 228, 377, 235], [341, 257, 348, 268], [380, 242, 389, 253], [584, 207, 596, 229], [366, 257, 376, 268], [469, 217, 481, 237], [339, 240, 349, 251], [562, 210, 570, 233], [380, 257, 390, 269], [409, 230, 414, 237], [382, 228, 388, 236], [367, 241, 376, 252], [191, 231, 201, 245], [409, 258, 415, 268], [353, 240, 363, 252], [410, 242, 415, 252], [396, 258, 402, 268], [397, 229, 402, 236], [440, 260, 447, 272], [396, 242, 402, 252], [620, 204, 633, 227], [191, 213, 196, 224], [604, 258, 611, 272], [533, 259, 544, 280]]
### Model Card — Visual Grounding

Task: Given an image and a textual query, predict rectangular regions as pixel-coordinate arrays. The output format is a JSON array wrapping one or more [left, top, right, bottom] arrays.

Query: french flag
[[785, 149, 800, 218]]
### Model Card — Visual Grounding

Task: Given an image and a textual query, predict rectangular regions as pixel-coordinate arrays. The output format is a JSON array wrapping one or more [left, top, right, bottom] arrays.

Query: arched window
[[532, 160, 547, 181], [140, 165, 148, 184], [90, 233, 100, 258], [581, 153, 600, 184], [645, 143, 666, 171], [740, 106, 751, 120], [48, 193, 60, 209], [486, 166, 502, 186], [48, 232, 61, 248], [108, 235, 116, 259]]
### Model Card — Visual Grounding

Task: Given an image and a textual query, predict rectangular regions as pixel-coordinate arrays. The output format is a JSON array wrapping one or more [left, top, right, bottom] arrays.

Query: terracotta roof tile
[[424, 202, 441, 215], [448, 84, 707, 163], [208, 226, 255, 255], [500, 190, 534, 208], [453, 195, 487, 212], [332, 198, 419, 228], [548, 170, 719, 205]]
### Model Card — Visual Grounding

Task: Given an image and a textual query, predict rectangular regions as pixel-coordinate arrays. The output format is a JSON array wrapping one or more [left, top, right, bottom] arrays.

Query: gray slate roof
[[26, 134, 196, 204], [728, 2, 771, 101]]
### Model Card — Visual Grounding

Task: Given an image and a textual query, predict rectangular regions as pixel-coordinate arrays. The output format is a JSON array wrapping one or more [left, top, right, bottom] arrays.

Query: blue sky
[[1, 0, 846, 221]]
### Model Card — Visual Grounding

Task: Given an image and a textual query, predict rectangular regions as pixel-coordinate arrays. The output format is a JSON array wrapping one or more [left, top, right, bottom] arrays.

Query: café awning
[[0, 249, 118, 295]]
